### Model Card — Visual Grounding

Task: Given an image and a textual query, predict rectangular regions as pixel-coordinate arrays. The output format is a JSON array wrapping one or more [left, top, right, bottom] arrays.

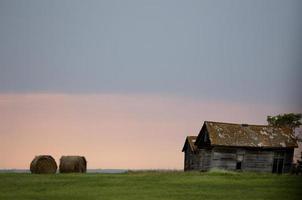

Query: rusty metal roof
[[182, 136, 197, 152], [203, 121, 298, 148]]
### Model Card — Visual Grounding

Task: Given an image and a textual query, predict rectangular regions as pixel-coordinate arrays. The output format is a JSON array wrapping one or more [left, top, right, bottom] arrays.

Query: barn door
[[272, 151, 285, 174]]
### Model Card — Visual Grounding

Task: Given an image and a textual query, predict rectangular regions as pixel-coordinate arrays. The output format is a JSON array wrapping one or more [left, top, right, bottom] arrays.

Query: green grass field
[[0, 171, 301, 200]]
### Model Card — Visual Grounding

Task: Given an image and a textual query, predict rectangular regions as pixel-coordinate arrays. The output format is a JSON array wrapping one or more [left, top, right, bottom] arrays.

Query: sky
[[0, 0, 302, 169]]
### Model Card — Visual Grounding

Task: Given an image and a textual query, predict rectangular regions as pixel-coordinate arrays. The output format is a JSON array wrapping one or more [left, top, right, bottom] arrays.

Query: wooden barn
[[182, 121, 298, 173]]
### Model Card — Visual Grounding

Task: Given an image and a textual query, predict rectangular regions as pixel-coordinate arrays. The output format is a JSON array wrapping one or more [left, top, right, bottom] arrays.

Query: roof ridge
[[205, 120, 269, 127]]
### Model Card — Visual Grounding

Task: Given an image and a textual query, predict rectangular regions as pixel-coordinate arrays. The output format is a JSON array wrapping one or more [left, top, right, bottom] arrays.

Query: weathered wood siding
[[185, 146, 295, 173], [243, 148, 294, 173], [198, 149, 212, 171], [211, 147, 237, 170], [243, 150, 273, 172], [184, 148, 199, 171]]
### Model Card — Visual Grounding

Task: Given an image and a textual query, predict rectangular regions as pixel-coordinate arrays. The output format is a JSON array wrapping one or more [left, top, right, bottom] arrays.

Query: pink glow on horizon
[[0, 93, 300, 169]]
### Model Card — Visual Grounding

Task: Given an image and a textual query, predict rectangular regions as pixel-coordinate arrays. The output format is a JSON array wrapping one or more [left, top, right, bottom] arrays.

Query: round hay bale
[[30, 155, 57, 174], [59, 156, 87, 173]]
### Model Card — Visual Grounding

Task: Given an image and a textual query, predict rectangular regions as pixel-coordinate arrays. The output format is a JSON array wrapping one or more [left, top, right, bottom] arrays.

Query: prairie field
[[0, 171, 301, 200]]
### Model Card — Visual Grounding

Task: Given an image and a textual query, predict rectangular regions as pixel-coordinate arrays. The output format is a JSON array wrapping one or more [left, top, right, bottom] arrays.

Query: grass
[[0, 171, 301, 200]]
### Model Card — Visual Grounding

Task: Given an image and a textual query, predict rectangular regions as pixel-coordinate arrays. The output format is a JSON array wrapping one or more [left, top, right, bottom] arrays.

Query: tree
[[267, 113, 302, 131]]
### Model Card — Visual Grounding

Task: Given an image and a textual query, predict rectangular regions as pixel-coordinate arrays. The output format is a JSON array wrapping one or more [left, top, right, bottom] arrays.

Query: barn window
[[236, 154, 244, 170], [272, 151, 285, 174]]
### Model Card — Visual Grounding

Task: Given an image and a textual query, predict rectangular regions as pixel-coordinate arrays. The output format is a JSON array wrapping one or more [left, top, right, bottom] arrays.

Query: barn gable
[[195, 124, 211, 148], [182, 136, 197, 153]]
